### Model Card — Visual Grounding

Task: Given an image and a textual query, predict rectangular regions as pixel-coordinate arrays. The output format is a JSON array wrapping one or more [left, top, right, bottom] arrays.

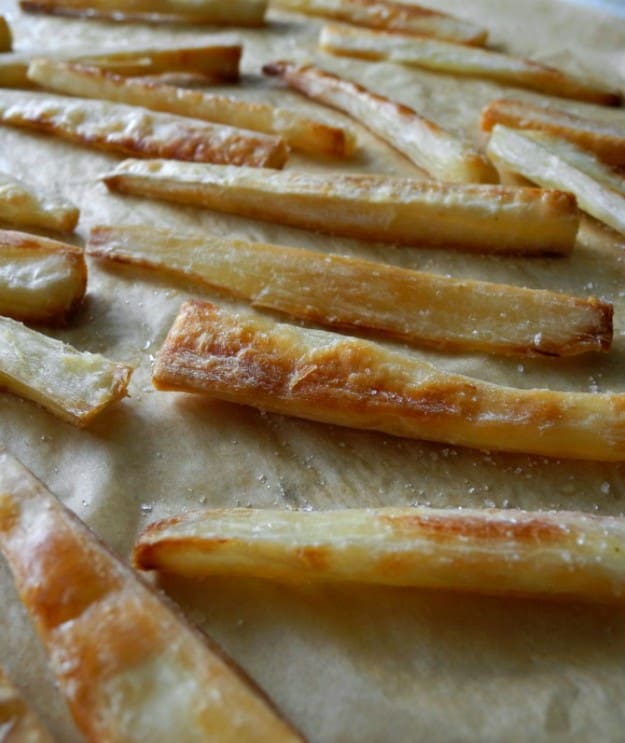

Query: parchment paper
[[1, 1, 625, 740]]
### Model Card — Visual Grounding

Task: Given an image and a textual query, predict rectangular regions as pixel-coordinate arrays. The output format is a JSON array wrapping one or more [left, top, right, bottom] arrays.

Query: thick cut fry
[[102, 160, 579, 254], [0, 317, 132, 426], [20, 0, 268, 25], [0, 91, 288, 168], [487, 125, 625, 237], [28, 59, 355, 158], [319, 24, 622, 106], [263, 60, 496, 183], [134, 506, 625, 603], [154, 300, 625, 461], [272, 0, 487, 45], [0, 172, 79, 233], [0, 665, 53, 743], [0, 16, 12, 53], [481, 98, 625, 167], [0, 450, 303, 743], [88, 225, 611, 357], [0, 230, 86, 323]]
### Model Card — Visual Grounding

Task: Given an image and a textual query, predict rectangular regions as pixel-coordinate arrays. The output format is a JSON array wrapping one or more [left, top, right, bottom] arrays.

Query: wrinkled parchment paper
[[1, 1, 625, 740]]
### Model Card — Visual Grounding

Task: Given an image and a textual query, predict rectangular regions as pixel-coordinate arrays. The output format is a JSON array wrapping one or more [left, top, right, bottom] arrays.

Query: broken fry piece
[[0, 16, 12, 53], [88, 225, 611, 357], [28, 59, 355, 158], [0, 90, 288, 168], [154, 300, 625, 461], [0, 317, 132, 426], [0, 230, 86, 323], [134, 506, 625, 603], [487, 125, 625, 237], [102, 160, 579, 254], [319, 24, 621, 106], [0, 665, 53, 742], [0, 172, 79, 233], [0, 450, 303, 742], [272, 0, 487, 45], [263, 60, 497, 182]]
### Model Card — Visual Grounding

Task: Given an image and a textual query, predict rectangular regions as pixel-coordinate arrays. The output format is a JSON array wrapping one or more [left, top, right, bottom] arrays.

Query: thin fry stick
[[0, 16, 12, 53], [0, 666, 53, 742], [0, 171, 79, 233]]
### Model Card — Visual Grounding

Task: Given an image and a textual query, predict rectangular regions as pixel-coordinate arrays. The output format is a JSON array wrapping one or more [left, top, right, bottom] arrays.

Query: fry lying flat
[[88, 225, 611, 357], [263, 60, 496, 182], [0, 172, 79, 232], [102, 160, 579, 254], [153, 300, 625, 461], [0, 317, 132, 426], [134, 506, 625, 603], [320, 24, 621, 106], [0, 665, 53, 742], [0, 91, 288, 168], [0, 449, 303, 742]]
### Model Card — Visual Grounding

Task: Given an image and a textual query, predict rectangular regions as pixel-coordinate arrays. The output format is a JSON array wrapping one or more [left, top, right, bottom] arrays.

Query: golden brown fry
[[0, 16, 12, 53], [481, 98, 625, 167], [0, 450, 304, 742], [0, 230, 86, 324], [28, 59, 355, 158], [0, 90, 288, 168], [102, 159, 579, 254], [0, 665, 54, 743], [88, 225, 611, 357], [0, 317, 132, 426], [263, 60, 497, 183], [320, 24, 622, 106], [0, 172, 79, 233], [154, 300, 625, 461], [271, 0, 487, 45]]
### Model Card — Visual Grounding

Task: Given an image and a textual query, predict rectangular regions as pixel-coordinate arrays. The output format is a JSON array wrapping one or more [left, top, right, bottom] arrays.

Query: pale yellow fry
[[0, 16, 12, 53], [319, 24, 621, 106], [87, 225, 611, 357], [0, 230, 86, 324], [0, 450, 304, 742], [28, 59, 355, 158], [263, 60, 497, 183], [0, 665, 54, 743], [153, 300, 625, 461], [0, 90, 288, 168], [102, 159, 579, 255], [271, 0, 487, 45], [0, 316, 132, 426], [0, 171, 79, 233], [487, 125, 625, 237]]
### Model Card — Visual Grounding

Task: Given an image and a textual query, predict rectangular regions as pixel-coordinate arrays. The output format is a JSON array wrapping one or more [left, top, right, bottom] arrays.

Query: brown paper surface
[[1, 1, 625, 740]]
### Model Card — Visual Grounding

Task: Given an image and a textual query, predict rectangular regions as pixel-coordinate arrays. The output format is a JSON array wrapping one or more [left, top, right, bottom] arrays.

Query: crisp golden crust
[[134, 506, 625, 603], [102, 159, 579, 254], [0, 16, 12, 53], [88, 224, 611, 357], [0, 172, 79, 233], [153, 300, 625, 461], [0, 449, 304, 742], [263, 60, 497, 183], [0, 665, 54, 743]]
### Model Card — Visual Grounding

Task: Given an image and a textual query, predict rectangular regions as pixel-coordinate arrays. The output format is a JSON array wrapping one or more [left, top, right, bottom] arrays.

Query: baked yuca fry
[[102, 160, 579, 254], [0, 91, 288, 168], [271, 0, 487, 45], [87, 225, 611, 357], [134, 506, 625, 603], [28, 59, 355, 158], [263, 60, 497, 183], [0, 16, 12, 53], [0, 230, 86, 323], [320, 24, 622, 106], [0, 450, 304, 742], [0, 317, 132, 426], [154, 300, 625, 461], [0, 172, 79, 233], [487, 125, 625, 237], [0, 665, 53, 743]]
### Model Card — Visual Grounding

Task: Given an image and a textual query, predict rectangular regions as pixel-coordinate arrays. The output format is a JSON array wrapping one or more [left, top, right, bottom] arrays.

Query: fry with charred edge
[[0, 230, 86, 324], [134, 506, 625, 603], [0, 172, 79, 233], [102, 160, 579, 254], [0, 450, 304, 742], [0, 317, 132, 426], [319, 24, 622, 106], [487, 125, 625, 237], [19, 0, 268, 25], [481, 98, 625, 167], [0, 16, 12, 53], [0, 91, 288, 168], [263, 60, 496, 183], [88, 225, 611, 357], [154, 300, 625, 461], [28, 59, 355, 159], [271, 0, 487, 45], [0, 665, 54, 743]]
